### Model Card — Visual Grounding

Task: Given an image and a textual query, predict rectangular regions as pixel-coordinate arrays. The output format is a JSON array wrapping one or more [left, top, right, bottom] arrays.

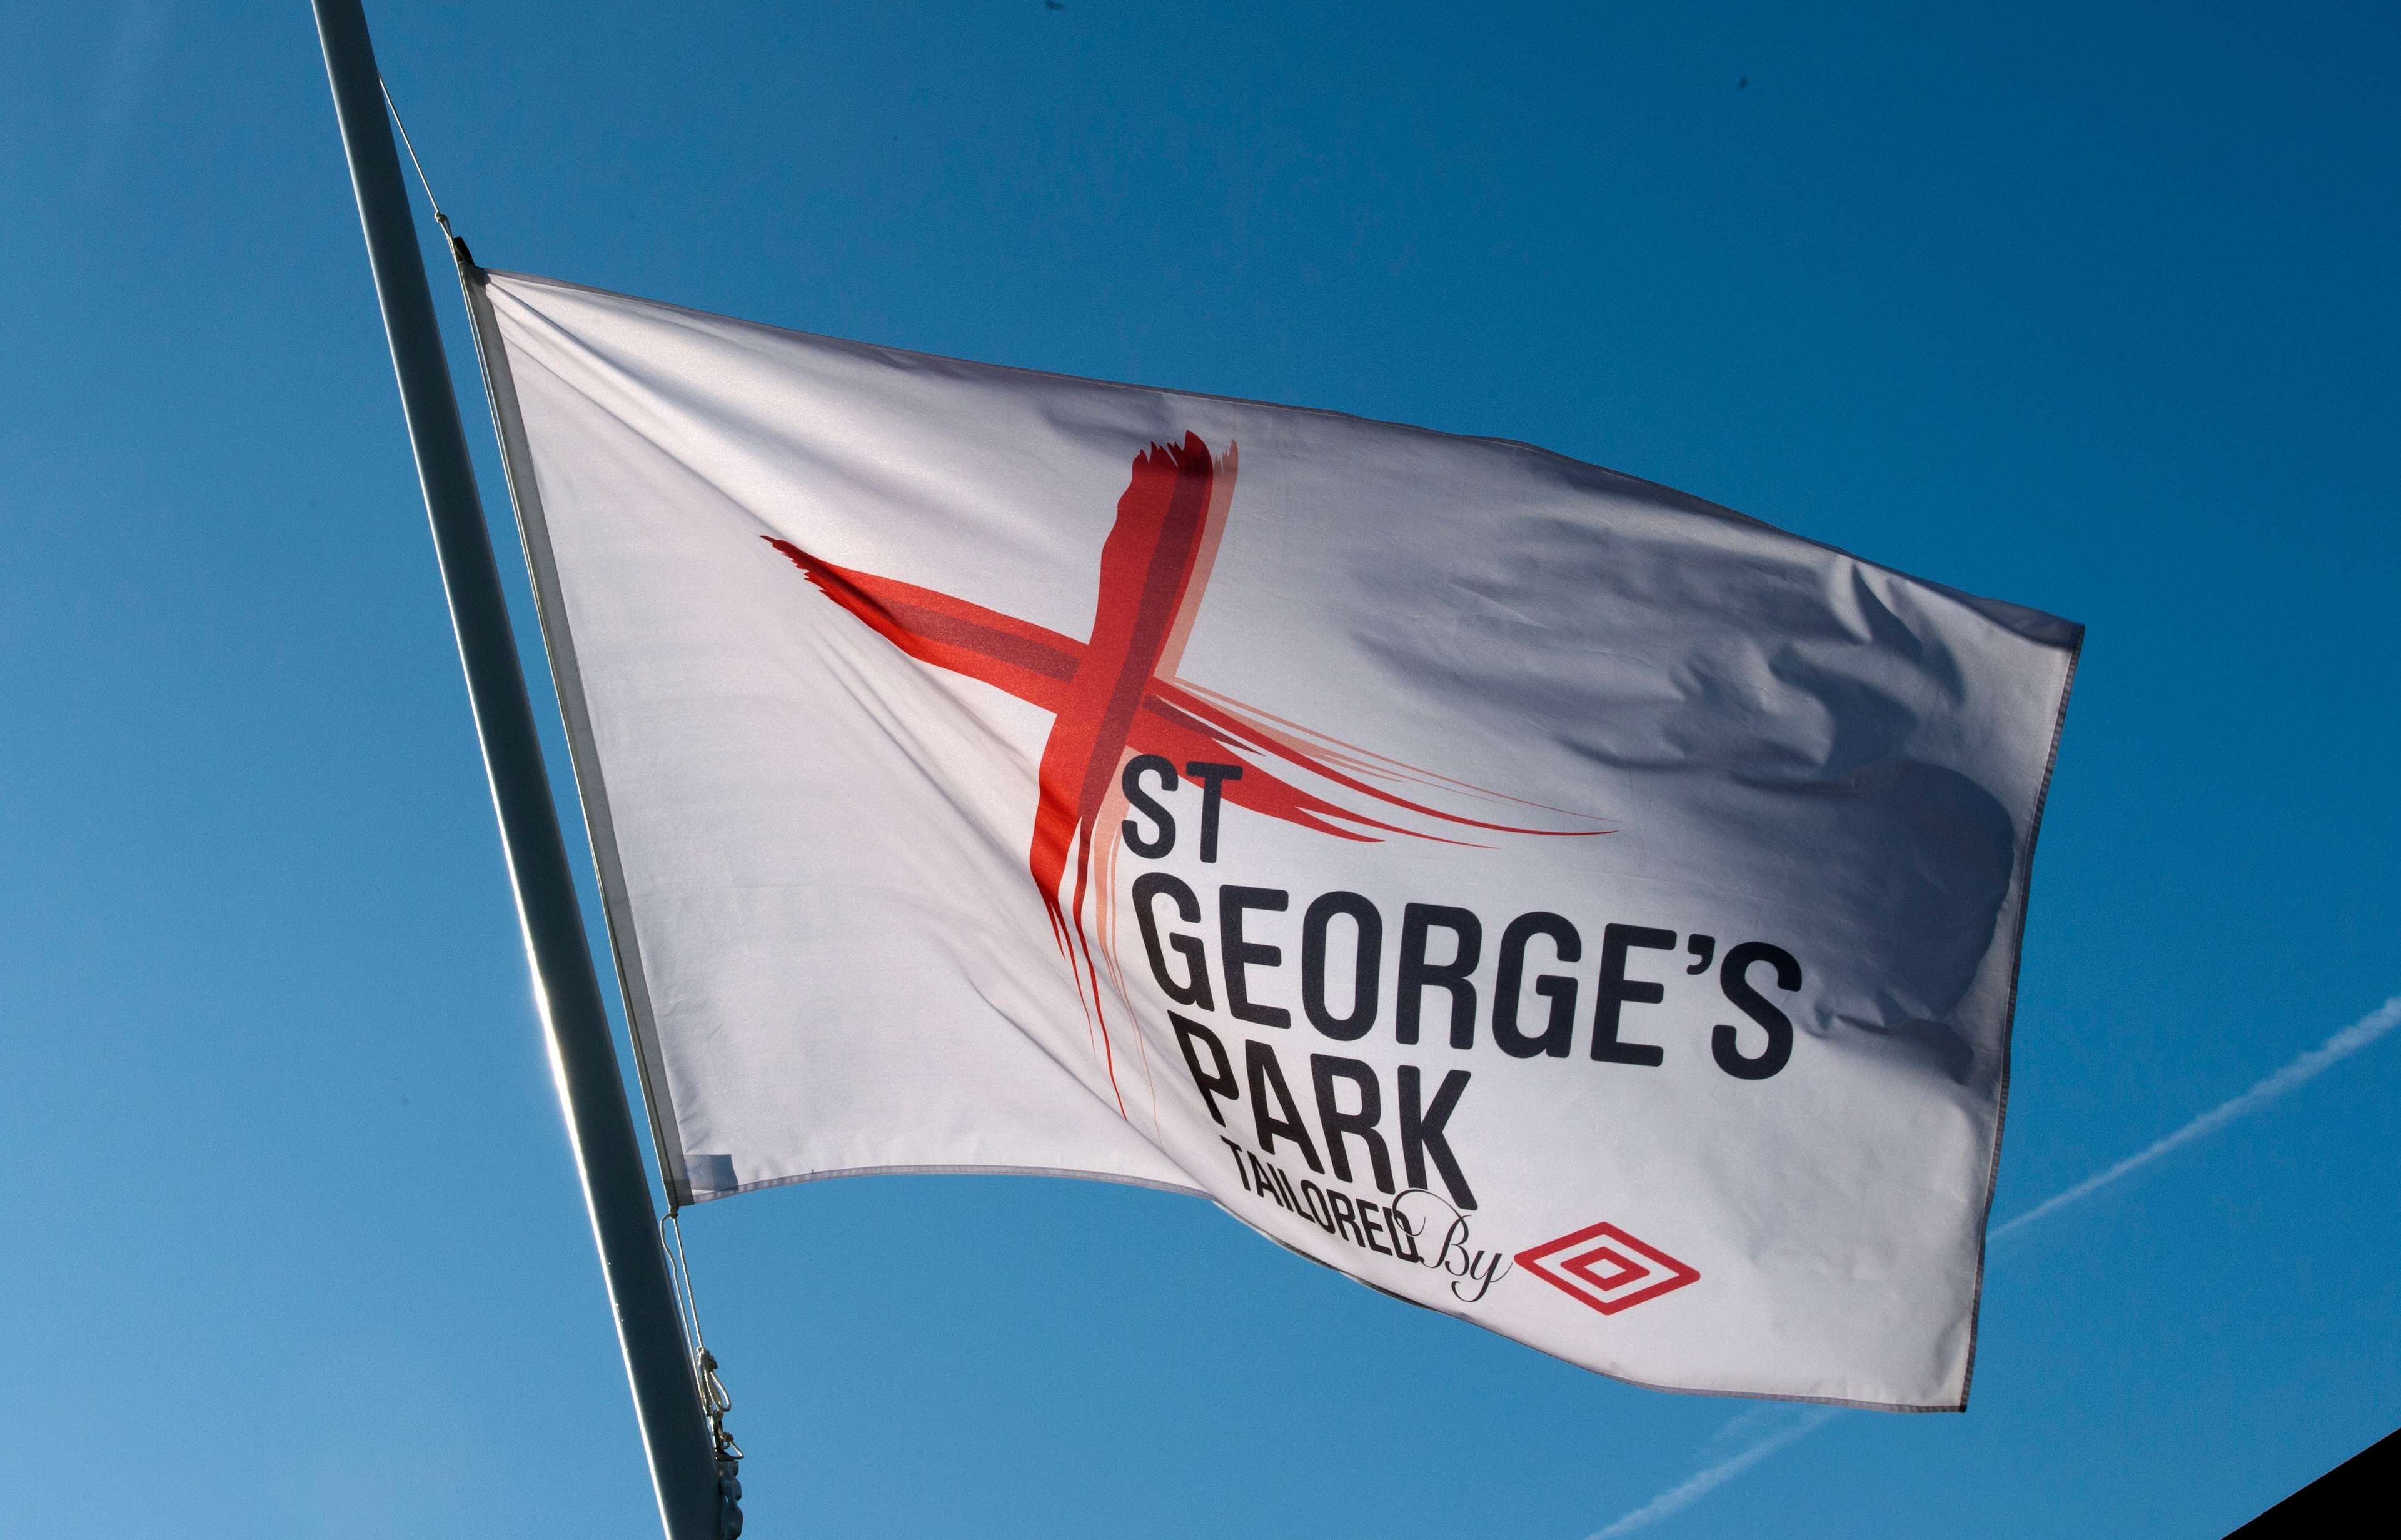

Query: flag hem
[[458, 261, 699, 1209], [1953, 621, 2086, 1411]]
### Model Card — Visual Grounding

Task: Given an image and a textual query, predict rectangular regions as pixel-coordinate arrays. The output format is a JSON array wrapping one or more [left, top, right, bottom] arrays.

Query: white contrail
[[1587, 994, 2401, 1539], [86, 1, 175, 188], [1591, 1407, 1843, 1537], [1994, 995, 2401, 1237]]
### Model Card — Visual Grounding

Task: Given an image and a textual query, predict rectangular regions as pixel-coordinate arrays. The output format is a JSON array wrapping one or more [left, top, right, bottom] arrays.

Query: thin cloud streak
[[1994, 994, 2401, 1238], [86, 1, 174, 188], [1591, 1407, 1841, 1538], [1586, 993, 2401, 1538]]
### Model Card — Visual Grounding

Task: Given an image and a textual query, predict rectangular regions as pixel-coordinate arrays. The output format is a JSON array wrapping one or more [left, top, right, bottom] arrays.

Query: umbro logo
[[1516, 1220, 1700, 1316]]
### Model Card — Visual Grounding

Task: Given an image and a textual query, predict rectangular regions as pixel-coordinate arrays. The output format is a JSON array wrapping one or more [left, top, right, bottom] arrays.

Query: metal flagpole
[[308, 4, 726, 1536]]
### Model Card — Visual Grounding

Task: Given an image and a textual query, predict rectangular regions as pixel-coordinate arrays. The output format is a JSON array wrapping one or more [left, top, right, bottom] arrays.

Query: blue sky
[[4, 2, 2395, 1536]]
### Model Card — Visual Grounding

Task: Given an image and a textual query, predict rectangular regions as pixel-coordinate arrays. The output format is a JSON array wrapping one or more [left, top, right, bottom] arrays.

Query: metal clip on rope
[[699, 1348, 744, 1538]]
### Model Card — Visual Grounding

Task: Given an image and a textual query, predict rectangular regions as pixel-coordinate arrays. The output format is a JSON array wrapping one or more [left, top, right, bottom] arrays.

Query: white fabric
[[480, 269, 2079, 1411]]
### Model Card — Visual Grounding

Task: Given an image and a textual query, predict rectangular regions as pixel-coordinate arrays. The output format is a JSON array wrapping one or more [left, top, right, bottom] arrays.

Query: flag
[[465, 268, 2078, 1411]]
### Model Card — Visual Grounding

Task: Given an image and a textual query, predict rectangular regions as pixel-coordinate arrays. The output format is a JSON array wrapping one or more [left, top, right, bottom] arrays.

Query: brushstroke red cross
[[765, 432, 1595, 1106]]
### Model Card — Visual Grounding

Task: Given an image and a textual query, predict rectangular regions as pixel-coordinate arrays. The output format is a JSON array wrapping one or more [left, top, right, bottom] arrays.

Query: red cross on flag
[[466, 268, 2078, 1412]]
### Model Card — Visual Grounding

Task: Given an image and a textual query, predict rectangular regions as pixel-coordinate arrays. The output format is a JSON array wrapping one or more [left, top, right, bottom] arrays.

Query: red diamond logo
[[1516, 1221, 1700, 1316]]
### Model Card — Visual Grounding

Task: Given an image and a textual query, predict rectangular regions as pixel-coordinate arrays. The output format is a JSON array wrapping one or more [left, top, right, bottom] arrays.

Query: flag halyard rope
[[377, 76, 450, 234], [386, 73, 742, 1529], [665, 1212, 747, 1536]]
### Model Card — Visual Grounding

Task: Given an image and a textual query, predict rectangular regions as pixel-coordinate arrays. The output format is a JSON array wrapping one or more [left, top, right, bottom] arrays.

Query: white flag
[[468, 268, 2078, 1411]]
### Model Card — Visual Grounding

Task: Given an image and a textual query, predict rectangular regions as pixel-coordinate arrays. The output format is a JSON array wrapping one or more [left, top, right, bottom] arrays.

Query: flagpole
[[307, 4, 725, 1536]]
